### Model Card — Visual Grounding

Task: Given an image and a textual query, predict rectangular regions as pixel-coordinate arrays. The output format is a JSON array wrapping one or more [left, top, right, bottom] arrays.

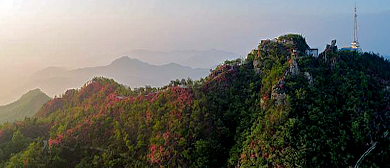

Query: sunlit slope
[[0, 89, 50, 124]]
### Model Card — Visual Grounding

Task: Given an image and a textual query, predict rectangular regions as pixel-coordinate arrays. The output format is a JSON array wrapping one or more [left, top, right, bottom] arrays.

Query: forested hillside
[[1, 34, 390, 167], [0, 89, 50, 124]]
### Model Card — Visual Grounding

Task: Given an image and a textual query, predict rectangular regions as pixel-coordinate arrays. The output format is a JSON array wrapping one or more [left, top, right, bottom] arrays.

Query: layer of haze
[[0, 0, 389, 95]]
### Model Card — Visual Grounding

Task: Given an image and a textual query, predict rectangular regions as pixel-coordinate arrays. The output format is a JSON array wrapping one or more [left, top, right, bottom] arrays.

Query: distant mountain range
[[121, 49, 240, 68], [3, 34, 390, 167], [0, 57, 209, 105], [0, 89, 50, 124]]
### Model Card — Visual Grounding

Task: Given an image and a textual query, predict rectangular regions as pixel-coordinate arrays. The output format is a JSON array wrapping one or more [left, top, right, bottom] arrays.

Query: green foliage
[[0, 89, 50, 124], [1, 34, 390, 167], [278, 34, 310, 52]]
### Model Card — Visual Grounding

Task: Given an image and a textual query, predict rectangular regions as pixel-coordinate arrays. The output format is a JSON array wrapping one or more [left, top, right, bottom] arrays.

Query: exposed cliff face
[[250, 34, 311, 110], [319, 39, 339, 65], [289, 58, 300, 75]]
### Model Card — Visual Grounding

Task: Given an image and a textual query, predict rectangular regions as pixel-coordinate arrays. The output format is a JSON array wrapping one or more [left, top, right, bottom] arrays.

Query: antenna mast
[[351, 5, 360, 49]]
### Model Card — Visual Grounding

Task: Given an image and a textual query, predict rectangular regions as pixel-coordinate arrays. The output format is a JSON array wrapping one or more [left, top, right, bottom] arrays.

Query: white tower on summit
[[341, 5, 362, 52], [351, 5, 360, 50]]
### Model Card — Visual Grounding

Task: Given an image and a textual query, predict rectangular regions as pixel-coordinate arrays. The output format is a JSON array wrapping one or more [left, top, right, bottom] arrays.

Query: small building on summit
[[340, 44, 361, 52], [305, 48, 319, 57]]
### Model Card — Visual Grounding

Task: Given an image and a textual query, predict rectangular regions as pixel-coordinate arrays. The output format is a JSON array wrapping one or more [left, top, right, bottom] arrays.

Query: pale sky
[[0, 0, 389, 77]]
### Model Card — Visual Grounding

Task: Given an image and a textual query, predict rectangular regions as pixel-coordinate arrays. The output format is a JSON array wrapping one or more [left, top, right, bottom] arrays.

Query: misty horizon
[[2, 1, 390, 167], [1, 0, 390, 106], [1, 1, 390, 74]]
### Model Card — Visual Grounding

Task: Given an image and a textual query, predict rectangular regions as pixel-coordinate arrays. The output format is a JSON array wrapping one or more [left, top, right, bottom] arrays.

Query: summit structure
[[341, 5, 362, 52], [352, 5, 359, 49]]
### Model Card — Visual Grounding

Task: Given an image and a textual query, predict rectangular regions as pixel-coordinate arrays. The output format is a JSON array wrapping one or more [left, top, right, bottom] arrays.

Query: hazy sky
[[0, 0, 389, 76]]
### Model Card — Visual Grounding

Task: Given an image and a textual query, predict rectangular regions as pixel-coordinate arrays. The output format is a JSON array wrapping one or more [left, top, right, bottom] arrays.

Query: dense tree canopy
[[1, 34, 390, 167]]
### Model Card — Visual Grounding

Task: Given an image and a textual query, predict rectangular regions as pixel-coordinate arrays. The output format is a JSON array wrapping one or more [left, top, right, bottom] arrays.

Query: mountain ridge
[[121, 49, 240, 68], [0, 57, 209, 105], [0, 88, 50, 124], [1, 34, 390, 167]]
